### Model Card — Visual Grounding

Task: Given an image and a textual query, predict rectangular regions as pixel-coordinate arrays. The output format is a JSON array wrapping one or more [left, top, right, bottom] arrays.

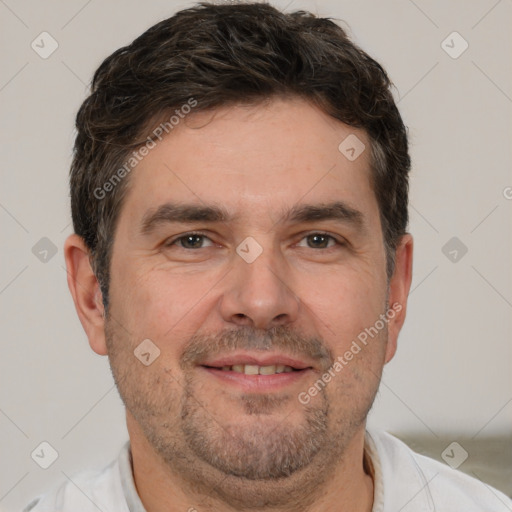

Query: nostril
[[273, 313, 287, 322], [232, 313, 253, 325]]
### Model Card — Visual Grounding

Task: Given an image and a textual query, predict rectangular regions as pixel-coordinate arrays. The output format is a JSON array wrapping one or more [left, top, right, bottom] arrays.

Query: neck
[[127, 413, 374, 512]]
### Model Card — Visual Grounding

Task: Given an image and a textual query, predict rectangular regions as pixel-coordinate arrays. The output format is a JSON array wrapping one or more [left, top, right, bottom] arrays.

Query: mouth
[[198, 353, 315, 392], [202, 363, 304, 375]]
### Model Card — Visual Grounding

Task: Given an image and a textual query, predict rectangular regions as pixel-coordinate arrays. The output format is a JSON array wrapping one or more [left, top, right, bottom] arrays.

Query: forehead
[[120, 97, 378, 230]]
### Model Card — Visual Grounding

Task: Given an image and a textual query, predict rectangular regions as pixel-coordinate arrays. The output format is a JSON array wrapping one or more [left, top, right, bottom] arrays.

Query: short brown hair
[[70, 1, 410, 313]]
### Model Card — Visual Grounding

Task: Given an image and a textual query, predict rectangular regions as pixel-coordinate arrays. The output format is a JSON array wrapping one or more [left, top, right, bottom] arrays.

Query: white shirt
[[23, 429, 512, 512]]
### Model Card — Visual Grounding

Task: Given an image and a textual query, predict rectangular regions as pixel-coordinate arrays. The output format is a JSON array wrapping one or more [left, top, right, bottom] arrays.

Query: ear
[[64, 233, 108, 355], [384, 233, 413, 364]]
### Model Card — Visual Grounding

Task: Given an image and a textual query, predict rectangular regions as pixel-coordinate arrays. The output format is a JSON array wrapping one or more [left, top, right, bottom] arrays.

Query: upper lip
[[199, 352, 315, 370]]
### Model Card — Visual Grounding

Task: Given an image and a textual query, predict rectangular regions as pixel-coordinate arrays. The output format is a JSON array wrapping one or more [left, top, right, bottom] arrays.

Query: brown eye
[[297, 233, 340, 249], [166, 233, 214, 249]]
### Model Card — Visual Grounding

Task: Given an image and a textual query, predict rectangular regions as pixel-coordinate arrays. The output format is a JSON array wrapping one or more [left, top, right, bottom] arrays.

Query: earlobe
[[64, 234, 108, 356], [384, 234, 414, 364]]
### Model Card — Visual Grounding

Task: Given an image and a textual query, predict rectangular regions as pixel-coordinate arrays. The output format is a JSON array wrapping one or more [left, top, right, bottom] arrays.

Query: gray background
[[1, 0, 511, 510]]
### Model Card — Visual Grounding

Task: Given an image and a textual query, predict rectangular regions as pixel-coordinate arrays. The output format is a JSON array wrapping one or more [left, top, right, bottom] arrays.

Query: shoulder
[[22, 449, 129, 512], [366, 429, 512, 512]]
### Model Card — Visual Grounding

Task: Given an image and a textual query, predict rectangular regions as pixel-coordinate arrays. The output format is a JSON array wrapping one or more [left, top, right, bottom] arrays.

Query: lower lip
[[199, 366, 312, 392]]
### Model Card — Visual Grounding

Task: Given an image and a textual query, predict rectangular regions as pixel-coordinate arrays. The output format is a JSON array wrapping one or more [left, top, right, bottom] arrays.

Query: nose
[[219, 242, 300, 330]]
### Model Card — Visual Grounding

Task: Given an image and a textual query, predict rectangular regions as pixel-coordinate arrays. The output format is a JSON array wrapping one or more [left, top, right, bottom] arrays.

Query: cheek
[[116, 268, 218, 353], [298, 266, 386, 347]]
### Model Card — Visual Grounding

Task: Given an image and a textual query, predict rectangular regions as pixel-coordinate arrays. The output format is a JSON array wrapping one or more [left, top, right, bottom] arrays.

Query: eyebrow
[[140, 203, 231, 236], [139, 200, 366, 236]]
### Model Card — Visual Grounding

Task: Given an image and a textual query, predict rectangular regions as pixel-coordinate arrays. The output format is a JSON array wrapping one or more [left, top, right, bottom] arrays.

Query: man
[[24, 2, 512, 511]]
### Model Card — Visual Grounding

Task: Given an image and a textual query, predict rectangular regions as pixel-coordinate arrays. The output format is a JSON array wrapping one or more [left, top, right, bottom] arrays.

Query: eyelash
[[164, 231, 345, 250]]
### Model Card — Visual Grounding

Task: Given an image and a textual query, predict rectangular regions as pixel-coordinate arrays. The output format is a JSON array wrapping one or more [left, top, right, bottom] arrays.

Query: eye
[[164, 231, 343, 251], [296, 232, 343, 250], [165, 232, 214, 249]]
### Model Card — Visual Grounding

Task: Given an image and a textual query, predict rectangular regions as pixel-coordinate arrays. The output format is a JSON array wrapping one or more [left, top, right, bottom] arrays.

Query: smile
[[203, 363, 299, 375]]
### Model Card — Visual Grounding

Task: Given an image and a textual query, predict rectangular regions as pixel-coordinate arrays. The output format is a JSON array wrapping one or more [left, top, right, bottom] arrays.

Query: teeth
[[244, 364, 259, 375], [259, 365, 276, 375], [220, 364, 296, 375]]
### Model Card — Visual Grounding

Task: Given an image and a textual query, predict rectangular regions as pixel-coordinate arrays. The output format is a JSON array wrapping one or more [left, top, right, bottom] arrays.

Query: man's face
[[101, 97, 403, 502]]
